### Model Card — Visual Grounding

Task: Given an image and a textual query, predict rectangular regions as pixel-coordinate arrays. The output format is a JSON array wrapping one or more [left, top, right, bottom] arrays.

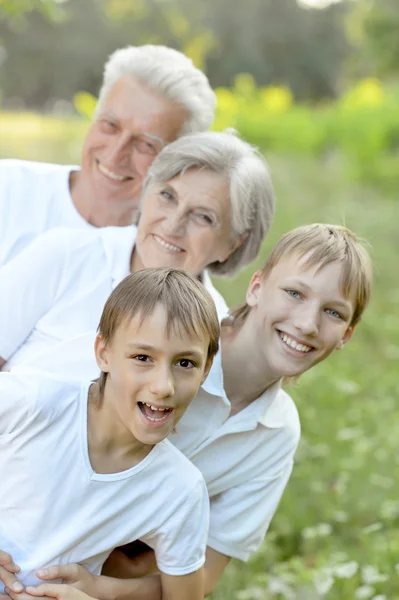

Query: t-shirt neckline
[[79, 381, 162, 482]]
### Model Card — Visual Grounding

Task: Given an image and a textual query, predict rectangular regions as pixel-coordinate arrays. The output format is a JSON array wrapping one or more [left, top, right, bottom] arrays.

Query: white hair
[[95, 45, 216, 136], [142, 130, 276, 278]]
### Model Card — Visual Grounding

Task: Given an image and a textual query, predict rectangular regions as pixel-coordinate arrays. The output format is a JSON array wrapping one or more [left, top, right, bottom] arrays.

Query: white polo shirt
[[0, 226, 228, 371], [0, 159, 91, 266], [169, 350, 301, 561], [0, 371, 209, 588]]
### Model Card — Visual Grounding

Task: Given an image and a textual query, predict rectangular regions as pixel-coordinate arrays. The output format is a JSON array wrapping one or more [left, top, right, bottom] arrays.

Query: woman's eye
[[285, 289, 301, 299], [159, 190, 174, 202], [194, 213, 214, 226], [177, 359, 194, 369]]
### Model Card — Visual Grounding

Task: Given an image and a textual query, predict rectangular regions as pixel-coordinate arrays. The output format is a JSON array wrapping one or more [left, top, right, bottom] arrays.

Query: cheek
[[134, 154, 156, 176]]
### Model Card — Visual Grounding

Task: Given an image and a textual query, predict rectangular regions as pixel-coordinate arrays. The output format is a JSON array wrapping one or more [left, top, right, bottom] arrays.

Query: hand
[[0, 550, 24, 596], [35, 566, 98, 598], [27, 584, 97, 600]]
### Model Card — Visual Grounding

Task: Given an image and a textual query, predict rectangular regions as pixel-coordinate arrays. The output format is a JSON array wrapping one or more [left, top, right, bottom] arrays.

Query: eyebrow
[[161, 183, 220, 220], [99, 111, 165, 147], [127, 343, 204, 360]]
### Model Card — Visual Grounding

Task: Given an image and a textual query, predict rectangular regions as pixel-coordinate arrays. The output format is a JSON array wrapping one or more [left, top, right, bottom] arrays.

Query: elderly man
[[0, 45, 216, 266]]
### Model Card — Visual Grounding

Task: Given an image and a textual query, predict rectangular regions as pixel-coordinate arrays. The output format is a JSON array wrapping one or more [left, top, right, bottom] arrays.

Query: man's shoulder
[[0, 159, 76, 178]]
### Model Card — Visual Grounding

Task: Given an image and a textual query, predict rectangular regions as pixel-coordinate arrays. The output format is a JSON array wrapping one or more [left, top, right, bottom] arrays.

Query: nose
[[294, 305, 319, 337], [106, 135, 131, 168], [150, 366, 175, 399], [161, 210, 187, 237]]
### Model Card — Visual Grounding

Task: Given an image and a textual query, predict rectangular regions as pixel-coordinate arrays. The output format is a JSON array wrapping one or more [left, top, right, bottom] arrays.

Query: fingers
[[0, 553, 20, 574], [26, 584, 88, 600], [3, 590, 35, 600], [26, 584, 63, 598], [36, 565, 79, 583], [0, 568, 24, 594]]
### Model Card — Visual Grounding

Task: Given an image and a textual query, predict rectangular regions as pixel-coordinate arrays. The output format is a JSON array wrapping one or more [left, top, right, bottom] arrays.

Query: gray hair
[[95, 45, 216, 136], [142, 130, 276, 277]]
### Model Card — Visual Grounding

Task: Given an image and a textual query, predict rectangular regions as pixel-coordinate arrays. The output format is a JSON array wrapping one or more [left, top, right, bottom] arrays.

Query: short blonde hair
[[98, 267, 220, 394], [230, 224, 372, 328], [141, 130, 275, 277]]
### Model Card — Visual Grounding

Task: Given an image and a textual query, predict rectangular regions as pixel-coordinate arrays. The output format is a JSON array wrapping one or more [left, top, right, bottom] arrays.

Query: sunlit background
[[1, 1, 399, 598]]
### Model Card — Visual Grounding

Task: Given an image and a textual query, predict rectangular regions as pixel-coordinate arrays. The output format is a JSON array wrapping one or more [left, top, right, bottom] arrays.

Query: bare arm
[[35, 545, 230, 600], [160, 569, 204, 600], [203, 548, 230, 597], [102, 545, 230, 598]]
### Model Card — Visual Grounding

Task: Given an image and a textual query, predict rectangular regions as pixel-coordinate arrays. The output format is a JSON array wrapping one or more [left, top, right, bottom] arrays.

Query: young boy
[[0, 267, 220, 600], [2, 224, 373, 599]]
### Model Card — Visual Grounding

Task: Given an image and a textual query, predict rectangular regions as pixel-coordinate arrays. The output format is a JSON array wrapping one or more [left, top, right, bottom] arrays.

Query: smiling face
[[133, 168, 242, 277], [245, 254, 355, 380], [76, 75, 187, 217], [95, 303, 212, 446]]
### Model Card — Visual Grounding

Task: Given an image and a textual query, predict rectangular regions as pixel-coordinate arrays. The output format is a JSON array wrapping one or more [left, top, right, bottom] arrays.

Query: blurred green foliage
[[3, 76, 399, 194]]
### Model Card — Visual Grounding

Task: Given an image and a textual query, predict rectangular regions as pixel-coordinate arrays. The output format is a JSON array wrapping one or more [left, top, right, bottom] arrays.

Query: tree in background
[[1, 0, 389, 111]]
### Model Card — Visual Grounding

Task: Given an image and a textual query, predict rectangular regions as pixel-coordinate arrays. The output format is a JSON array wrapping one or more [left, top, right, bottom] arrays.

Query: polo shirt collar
[[256, 380, 290, 429], [201, 353, 289, 430], [201, 350, 226, 399]]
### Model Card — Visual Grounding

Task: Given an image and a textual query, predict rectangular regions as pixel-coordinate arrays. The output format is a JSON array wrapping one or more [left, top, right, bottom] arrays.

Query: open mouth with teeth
[[96, 160, 133, 182], [152, 234, 184, 254], [138, 401, 175, 425], [277, 330, 315, 354]]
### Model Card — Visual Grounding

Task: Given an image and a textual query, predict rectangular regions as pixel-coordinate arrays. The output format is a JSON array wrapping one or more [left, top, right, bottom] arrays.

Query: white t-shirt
[[0, 371, 209, 590], [169, 351, 301, 561], [0, 159, 92, 267], [0, 225, 228, 371]]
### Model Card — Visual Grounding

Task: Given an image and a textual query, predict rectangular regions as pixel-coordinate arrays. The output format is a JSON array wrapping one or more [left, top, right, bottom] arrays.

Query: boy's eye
[[325, 308, 343, 320], [176, 359, 195, 369], [285, 289, 301, 299], [134, 354, 151, 362]]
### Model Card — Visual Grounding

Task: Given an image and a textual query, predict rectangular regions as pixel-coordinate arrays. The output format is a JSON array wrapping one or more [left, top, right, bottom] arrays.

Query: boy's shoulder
[[260, 386, 301, 449], [155, 439, 207, 491]]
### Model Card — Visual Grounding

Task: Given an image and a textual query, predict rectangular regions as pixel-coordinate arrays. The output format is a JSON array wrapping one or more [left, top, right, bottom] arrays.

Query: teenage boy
[[0, 268, 220, 600]]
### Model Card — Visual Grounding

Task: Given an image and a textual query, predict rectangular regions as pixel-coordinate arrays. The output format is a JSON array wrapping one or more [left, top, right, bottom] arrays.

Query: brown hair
[[229, 224, 372, 328], [97, 267, 220, 394]]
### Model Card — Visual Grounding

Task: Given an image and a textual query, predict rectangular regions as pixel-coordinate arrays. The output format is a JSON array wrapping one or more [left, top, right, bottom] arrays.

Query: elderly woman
[[0, 130, 274, 371]]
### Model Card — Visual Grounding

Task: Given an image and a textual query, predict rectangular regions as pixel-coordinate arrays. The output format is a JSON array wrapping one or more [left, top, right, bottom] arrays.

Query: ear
[[200, 356, 214, 385], [246, 270, 263, 308], [94, 333, 111, 372], [217, 231, 248, 263], [335, 325, 355, 350]]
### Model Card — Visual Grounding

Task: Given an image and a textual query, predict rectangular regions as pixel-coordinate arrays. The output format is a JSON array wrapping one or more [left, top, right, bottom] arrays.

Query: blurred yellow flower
[[234, 73, 256, 98], [260, 85, 293, 114], [340, 78, 385, 110], [73, 91, 97, 120]]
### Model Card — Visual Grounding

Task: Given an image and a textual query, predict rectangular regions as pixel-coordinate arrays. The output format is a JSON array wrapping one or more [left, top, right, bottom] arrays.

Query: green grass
[[2, 115, 398, 599]]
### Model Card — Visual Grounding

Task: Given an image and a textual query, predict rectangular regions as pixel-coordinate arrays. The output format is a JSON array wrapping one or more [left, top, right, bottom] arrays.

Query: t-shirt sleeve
[[0, 229, 70, 360], [143, 476, 210, 576], [207, 462, 294, 561], [0, 372, 37, 435]]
